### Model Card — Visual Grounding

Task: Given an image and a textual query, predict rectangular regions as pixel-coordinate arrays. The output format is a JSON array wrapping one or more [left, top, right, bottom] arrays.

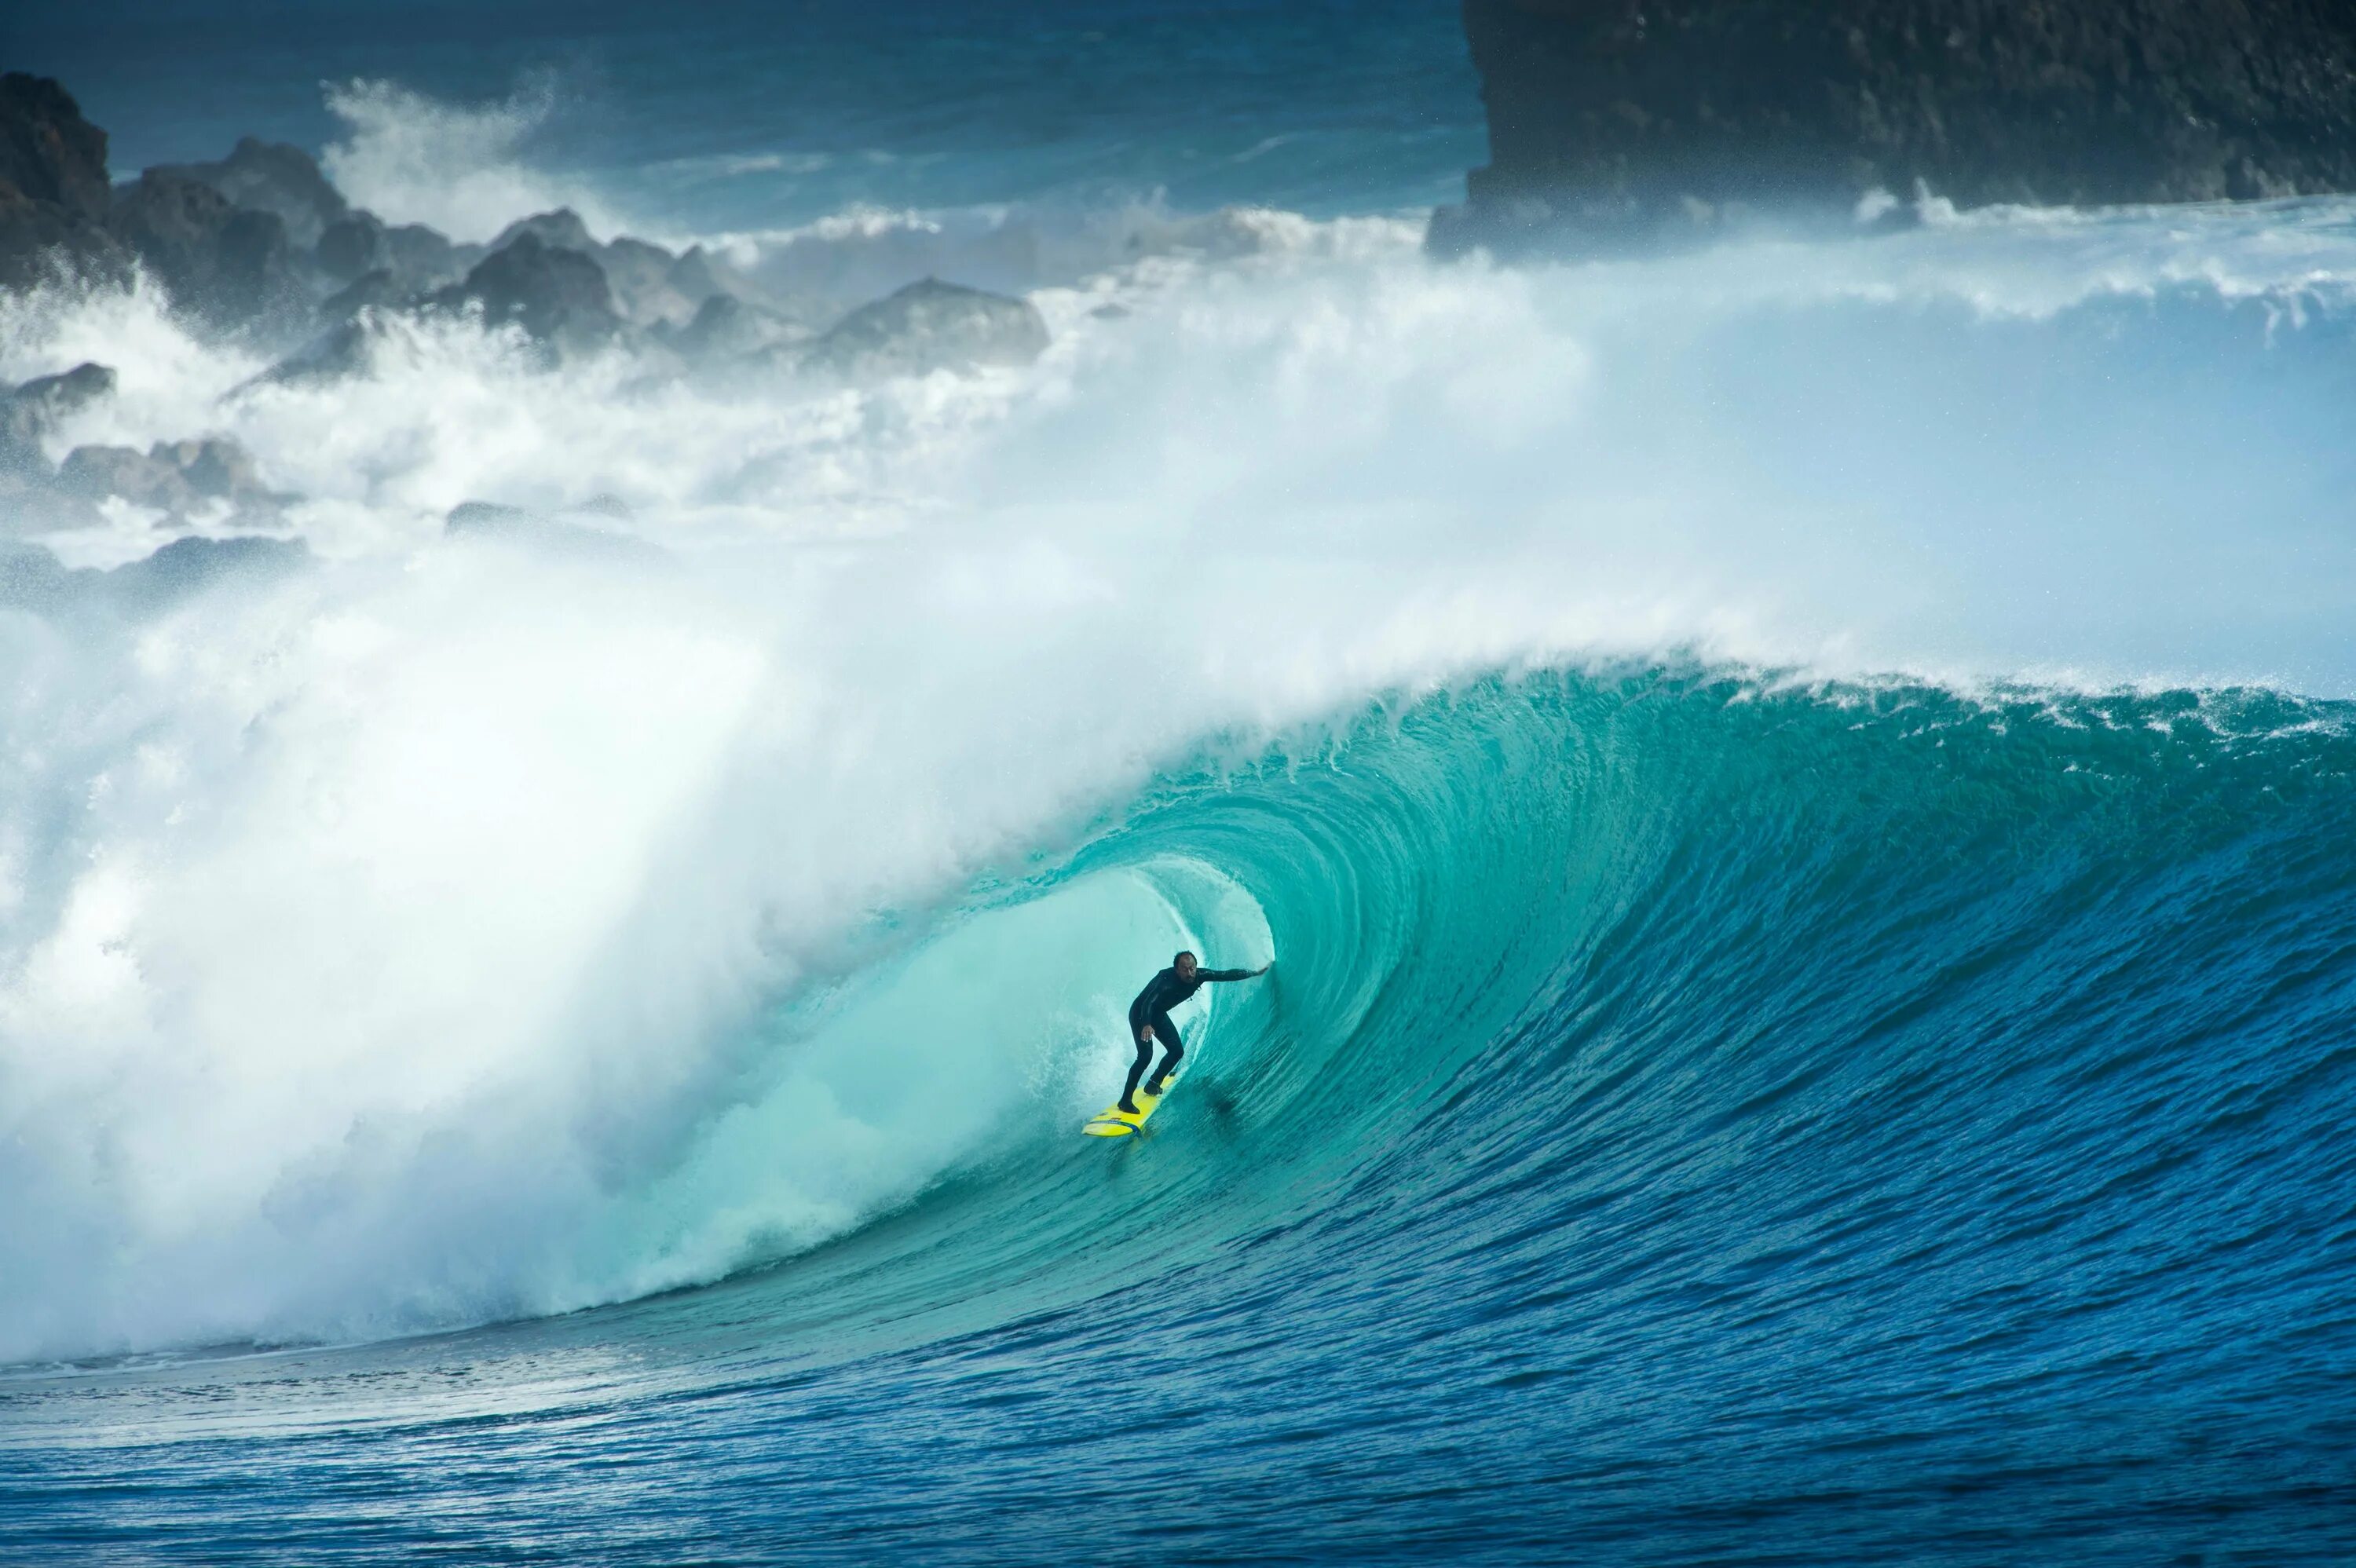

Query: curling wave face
[[5, 186, 2356, 1372], [5, 671, 2353, 1563]]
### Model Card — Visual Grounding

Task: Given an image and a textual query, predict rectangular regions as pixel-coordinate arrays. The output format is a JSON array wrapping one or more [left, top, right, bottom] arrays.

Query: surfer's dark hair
[[1174, 949, 1197, 965]]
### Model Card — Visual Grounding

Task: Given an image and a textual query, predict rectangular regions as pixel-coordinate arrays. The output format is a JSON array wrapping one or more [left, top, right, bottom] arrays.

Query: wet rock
[[0, 74, 130, 290], [56, 433, 280, 514], [318, 267, 401, 323], [800, 277, 1048, 378], [108, 170, 306, 331], [1, 536, 309, 616], [315, 210, 467, 294], [152, 136, 349, 250], [665, 292, 803, 362], [57, 444, 198, 512], [445, 499, 669, 566], [488, 208, 598, 256], [1433, 0, 2356, 258], [251, 320, 374, 388], [0, 73, 109, 221], [107, 534, 309, 611], [429, 232, 621, 352], [152, 437, 265, 502], [0, 361, 114, 471]]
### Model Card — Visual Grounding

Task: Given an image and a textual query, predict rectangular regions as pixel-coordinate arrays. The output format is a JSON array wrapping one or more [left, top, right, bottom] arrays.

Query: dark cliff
[[1431, 0, 2356, 256]]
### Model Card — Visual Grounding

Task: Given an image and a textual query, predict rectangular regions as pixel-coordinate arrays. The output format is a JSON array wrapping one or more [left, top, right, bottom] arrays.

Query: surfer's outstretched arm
[[1198, 965, 1268, 982]]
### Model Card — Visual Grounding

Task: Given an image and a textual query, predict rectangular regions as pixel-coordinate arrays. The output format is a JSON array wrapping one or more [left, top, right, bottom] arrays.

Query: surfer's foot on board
[[1117, 1100, 1141, 1117]]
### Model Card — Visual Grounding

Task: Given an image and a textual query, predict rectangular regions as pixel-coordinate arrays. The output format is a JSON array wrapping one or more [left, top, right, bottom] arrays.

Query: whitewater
[[5, 56, 2356, 1566]]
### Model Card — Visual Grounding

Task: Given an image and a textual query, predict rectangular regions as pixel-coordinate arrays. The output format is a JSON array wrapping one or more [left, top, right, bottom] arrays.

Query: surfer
[[1120, 951, 1268, 1114]]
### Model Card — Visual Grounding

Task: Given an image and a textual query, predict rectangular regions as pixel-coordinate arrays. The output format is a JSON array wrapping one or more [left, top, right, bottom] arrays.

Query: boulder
[[488, 208, 598, 256], [57, 444, 197, 511], [0, 361, 115, 472], [445, 499, 669, 566], [1, 536, 307, 616], [799, 277, 1048, 379], [429, 232, 621, 351], [108, 169, 306, 331], [315, 210, 466, 294], [56, 433, 278, 514], [108, 535, 309, 611], [152, 135, 349, 250], [0, 74, 129, 290], [665, 292, 801, 363], [1431, 0, 2356, 258], [0, 72, 110, 220]]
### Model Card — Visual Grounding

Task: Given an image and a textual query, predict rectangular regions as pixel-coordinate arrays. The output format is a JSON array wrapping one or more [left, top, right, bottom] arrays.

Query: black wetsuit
[[1123, 964, 1253, 1108]]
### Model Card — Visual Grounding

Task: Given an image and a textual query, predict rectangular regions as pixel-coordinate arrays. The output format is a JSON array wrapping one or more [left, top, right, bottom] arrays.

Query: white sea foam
[[320, 77, 628, 244], [3, 185, 2355, 1361]]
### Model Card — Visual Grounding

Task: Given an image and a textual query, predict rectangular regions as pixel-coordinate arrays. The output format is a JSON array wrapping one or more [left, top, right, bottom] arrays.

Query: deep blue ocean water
[[5, 3, 2356, 1563]]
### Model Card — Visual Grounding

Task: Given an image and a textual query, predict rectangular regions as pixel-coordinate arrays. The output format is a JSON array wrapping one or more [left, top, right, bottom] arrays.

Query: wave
[[6, 161, 2356, 1365]]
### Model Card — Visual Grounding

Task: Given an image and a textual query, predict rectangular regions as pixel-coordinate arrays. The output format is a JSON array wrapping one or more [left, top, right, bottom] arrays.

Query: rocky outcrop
[[110, 170, 308, 330], [152, 136, 349, 250], [444, 499, 670, 567], [0, 74, 129, 289], [0, 535, 309, 617], [314, 210, 470, 295], [0, 362, 114, 473], [428, 232, 623, 351], [1431, 0, 2356, 257], [799, 277, 1049, 378], [57, 433, 280, 515], [2, 78, 1050, 400]]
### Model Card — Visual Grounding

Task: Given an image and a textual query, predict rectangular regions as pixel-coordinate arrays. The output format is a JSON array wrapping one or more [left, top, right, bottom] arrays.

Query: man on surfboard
[[1120, 951, 1268, 1114]]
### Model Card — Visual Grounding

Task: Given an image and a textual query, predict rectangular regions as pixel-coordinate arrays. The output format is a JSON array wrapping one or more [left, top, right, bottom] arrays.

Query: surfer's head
[[1173, 950, 1198, 978]]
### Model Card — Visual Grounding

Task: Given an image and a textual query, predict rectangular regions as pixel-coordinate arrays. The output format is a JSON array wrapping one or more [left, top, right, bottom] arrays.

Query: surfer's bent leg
[[1143, 1012, 1183, 1094], [1119, 1017, 1156, 1113]]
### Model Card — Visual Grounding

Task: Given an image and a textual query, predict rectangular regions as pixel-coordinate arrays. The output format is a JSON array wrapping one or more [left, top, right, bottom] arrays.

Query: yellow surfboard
[[1082, 1078, 1178, 1139]]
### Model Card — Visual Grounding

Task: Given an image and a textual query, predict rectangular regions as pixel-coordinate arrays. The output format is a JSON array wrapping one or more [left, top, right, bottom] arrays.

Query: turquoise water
[[7, 676, 2354, 1560], [4, 2, 2356, 1561]]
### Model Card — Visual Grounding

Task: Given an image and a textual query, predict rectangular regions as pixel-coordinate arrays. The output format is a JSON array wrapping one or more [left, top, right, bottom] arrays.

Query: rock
[[0, 74, 130, 290], [151, 437, 263, 502], [0, 536, 307, 617], [108, 169, 306, 331], [251, 320, 373, 387], [799, 277, 1048, 379], [665, 292, 801, 362], [55, 433, 278, 514], [0, 73, 110, 221], [0, 361, 114, 472], [1432, 0, 2356, 258], [57, 444, 197, 511], [488, 209, 598, 256], [428, 232, 621, 352], [314, 210, 469, 294], [444, 499, 669, 566], [152, 136, 349, 250], [601, 236, 697, 326], [107, 535, 308, 611], [318, 267, 401, 322], [0, 543, 76, 610]]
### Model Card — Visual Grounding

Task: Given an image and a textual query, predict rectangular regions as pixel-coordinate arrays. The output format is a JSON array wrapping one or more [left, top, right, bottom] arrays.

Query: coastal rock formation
[[428, 232, 623, 351], [152, 135, 349, 250], [0, 73, 129, 289], [0, 362, 115, 472], [1431, 0, 2356, 256], [800, 277, 1050, 378], [110, 169, 309, 330], [1, 74, 1055, 442], [57, 433, 279, 515]]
